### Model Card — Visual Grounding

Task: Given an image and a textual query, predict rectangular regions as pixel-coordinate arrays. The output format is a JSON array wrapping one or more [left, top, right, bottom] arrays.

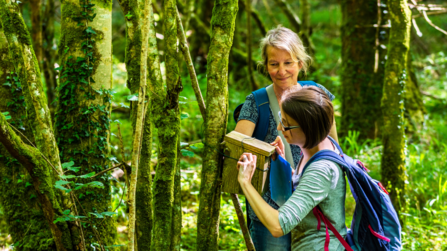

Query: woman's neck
[[300, 138, 334, 160], [272, 83, 300, 100]]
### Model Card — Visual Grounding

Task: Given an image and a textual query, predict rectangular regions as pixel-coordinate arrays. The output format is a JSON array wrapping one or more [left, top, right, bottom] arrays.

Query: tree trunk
[[0, 3, 73, 249], [151, 0, 182, 249], [0, 24, 56, 251], [299, 0, 315, 58], [56, 0, 116, 247], [404, 51, 425, 137], [42, 0, 58, 109], [381, 0, 411, 216], [340, 0, 388, 139], [196, 0, 238, 250]]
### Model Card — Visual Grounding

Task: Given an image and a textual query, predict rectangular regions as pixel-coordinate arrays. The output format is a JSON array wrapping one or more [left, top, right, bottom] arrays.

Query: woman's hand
[[237, 153, 257, 186], [271, 136, 286, 160]]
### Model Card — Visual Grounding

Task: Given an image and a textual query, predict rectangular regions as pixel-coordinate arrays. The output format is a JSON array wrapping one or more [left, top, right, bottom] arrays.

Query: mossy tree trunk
[[56, 0, 116, 247], [340, 0, 388, 139], [196, 0, 238, 250], [0, 2, 74, 249], [381, 0, 411, 216], [0, 24, 55, 251], [404, 51, 425, 137], [151, 0, 182, 249]]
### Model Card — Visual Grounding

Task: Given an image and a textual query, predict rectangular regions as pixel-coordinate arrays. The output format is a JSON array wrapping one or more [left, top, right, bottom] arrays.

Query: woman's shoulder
[[315, 83, 335, 101], [305, 159, 342, 188]]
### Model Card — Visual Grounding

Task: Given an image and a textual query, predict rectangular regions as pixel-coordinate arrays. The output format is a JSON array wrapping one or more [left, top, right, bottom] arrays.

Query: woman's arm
[[235, 120, 256, 136], [238, 153, 285, 237]]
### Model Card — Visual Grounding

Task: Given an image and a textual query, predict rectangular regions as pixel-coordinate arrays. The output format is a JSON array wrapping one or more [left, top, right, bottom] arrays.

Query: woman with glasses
[[238, 86, 347, 251], [234, 26, 338, 251]]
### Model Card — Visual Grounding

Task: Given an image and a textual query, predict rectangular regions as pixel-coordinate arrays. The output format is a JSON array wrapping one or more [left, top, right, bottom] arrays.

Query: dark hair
[[280, 86, 334, 149]]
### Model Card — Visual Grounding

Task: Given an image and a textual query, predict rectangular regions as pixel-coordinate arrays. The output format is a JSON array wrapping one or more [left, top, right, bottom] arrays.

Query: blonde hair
[[259, 26, 312, 75]]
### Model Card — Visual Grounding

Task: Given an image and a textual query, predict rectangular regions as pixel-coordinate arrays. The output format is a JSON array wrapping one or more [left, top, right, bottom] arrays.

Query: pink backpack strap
[[313, 207, 354, 251]]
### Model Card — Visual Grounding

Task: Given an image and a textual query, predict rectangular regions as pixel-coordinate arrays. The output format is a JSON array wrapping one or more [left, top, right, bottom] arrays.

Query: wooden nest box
[[222, 131, 276, 195]]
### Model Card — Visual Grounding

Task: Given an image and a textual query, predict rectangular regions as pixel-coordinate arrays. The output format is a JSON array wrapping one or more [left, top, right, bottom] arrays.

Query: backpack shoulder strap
[[298, 80, 318, 87], [251, 88, 269, 141]]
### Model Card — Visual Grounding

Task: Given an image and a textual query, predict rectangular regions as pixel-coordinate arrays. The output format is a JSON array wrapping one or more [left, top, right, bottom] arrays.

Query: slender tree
[[340, 0, 388, 139], [151, 0, 182, 249], [381, 0, 411, 215], [30, 0, 43, 68], [56, 0, 117, 247], [196, 0, 238, 250]]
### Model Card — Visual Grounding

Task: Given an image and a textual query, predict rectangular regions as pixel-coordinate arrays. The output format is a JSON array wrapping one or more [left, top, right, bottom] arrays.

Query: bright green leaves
[[181, 112, 189, 120], [127, 93, 138, 101], [125, 11, 133, 20], [181, 149, 195, 157], [62, 161, 80, 173], [1, 112, 11, 120]]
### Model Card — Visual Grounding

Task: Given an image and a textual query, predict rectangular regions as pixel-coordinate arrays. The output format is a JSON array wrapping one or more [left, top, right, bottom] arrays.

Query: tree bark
[[151, 0, 182, 249], [56, 0, 116, 247], [381, 0, 411, 216], [340, 0, 388, 139], [299, 0, 314, 57], [127, 0, 150, 249], [245, 0, 259, 91], [0, 24, 56, 251], [196, 0, 238, 250]]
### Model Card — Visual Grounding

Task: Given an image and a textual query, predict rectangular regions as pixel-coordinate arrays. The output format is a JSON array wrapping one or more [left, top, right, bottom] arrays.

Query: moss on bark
[[150, 0, 182, 249], [196, 1, 238, 250], [381, 0, 411, 217]]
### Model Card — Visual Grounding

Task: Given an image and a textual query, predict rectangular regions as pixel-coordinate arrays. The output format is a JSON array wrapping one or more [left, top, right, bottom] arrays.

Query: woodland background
[[0, 0, 446, 250]]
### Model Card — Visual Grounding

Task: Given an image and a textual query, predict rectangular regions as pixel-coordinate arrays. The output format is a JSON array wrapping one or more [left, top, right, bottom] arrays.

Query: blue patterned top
[[237, 83, 335, 222]]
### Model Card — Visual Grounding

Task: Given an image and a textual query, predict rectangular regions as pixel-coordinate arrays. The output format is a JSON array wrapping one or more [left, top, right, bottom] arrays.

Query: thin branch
[[239, 0, 267, 36], [90, 164, 123, 179], [374, 0, 382, 73], [412, 10, 447, 18], [230, 194, 255, 251], [421, 10, 447, 35], [176, 6, 207, 120]]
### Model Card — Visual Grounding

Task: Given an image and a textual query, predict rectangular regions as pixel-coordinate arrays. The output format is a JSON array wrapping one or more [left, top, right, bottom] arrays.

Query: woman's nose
[[277, 64, 286, 76]]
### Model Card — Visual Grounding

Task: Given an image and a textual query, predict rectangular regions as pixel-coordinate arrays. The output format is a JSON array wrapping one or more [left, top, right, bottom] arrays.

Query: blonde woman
[[234, 26, 338, 250]]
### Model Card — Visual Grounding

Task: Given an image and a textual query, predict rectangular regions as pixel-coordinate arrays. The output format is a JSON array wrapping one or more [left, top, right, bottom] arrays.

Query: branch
[[176, 6, 207, 120], [0, 113, 67, 251], [273, 0, 301, 32], [230, 194, 255, 251], [421, 10, 447, 35], [239, 0, 267, 36]]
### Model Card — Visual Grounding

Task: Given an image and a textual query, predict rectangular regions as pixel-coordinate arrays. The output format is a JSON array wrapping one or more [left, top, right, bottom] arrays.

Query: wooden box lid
[[224, 131, 276, 156]]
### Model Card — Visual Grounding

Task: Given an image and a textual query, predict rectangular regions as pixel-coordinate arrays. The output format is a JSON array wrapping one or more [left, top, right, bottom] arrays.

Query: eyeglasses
[[278, 111, 300, 131]]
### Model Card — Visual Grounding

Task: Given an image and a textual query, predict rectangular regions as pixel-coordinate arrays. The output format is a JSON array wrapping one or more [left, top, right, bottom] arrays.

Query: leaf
[[85, 181, 104, 189], [60, 174, 76, 179], [54, 185, 72, 193], [89, 212, 104, 218], [78, 172, 95, 178], [25, 182, 32, 188], [180, 142, 189, 147], [63, 209, 70, 215], [62, 161, 75, 169], [127, 94, 138, 101], [17, 179, 23, 184], [180, 112, 189, 120], [3, 82, 11, 87], [30, 194, 36, 199], [1, 112, 11, 120], [100, 211, 117, 217], [190, 143, 204, 150], [180, 149, 194, 157], [55, 180, 71, 186], [109, 156, 119, 163], [119, 103, 129, 109]]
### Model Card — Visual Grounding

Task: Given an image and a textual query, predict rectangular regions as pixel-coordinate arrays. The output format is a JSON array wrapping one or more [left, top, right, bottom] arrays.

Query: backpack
[[301, 136, 402, 251], [233, 81, 319, 141]]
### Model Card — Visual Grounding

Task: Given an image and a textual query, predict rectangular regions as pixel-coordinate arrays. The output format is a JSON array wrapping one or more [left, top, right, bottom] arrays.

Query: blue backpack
[[301, 137, 402, 251], [233, 81, 319, 141]]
